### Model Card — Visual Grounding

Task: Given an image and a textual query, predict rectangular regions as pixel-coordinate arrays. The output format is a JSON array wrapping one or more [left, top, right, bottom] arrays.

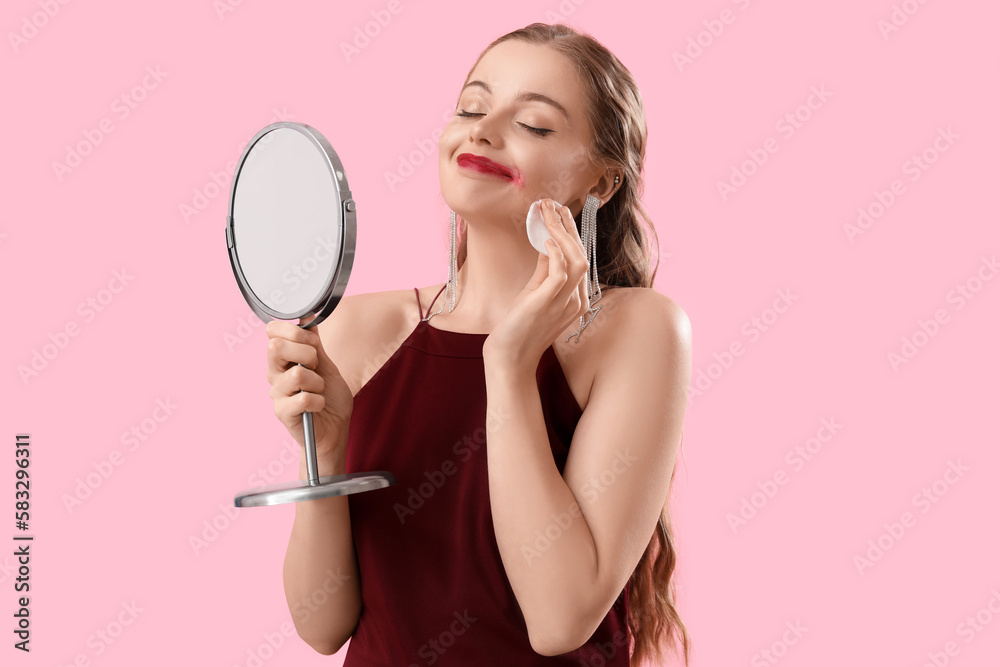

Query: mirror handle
[[301, 390, 320, 484]]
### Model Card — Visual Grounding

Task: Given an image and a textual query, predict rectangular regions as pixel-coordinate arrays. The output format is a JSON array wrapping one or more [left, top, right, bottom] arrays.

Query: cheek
[[525, 158, 575, 200], [548, 151, 593, 199], [517, 156, 555, 189], [438, 128, 457, 169], [440, 121, 464, 146], [439, 125, 469, 165], [438, 125, 453, 154]]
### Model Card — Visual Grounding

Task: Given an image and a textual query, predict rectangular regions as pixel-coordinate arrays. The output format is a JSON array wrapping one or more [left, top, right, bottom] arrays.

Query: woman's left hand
[[483, 197, 591, 370]]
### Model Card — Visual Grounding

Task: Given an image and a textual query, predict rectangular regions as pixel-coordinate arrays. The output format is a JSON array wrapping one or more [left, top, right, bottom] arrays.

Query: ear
[[587, 168, 622, 206]]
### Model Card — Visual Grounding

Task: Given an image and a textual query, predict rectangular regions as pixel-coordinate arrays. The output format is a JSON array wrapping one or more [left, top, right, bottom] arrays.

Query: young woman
[[267, 22, 692, 666]]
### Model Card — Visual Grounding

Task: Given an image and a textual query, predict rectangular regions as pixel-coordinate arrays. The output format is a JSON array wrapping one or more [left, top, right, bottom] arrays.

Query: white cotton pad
[[526, 199, 559, 255]]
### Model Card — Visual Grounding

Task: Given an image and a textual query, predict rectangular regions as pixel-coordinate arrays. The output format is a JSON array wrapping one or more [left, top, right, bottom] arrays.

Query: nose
[[467, 113, 503, 146]]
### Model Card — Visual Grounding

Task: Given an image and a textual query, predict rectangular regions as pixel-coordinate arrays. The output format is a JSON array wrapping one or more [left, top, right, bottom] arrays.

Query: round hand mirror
[[226, 121, 396, 507]]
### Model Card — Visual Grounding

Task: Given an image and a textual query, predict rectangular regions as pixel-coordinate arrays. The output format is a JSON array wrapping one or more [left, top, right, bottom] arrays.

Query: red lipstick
[[457, 153, 523, 187]]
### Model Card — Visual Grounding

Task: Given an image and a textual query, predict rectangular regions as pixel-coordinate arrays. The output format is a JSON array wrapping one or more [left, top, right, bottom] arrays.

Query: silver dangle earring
[[565, 192, 605, 343], [423, 209, 458, 322]]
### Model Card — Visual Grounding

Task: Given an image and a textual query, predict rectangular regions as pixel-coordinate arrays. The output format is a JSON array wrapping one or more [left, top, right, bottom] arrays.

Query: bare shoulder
[[620, 288, 690, 336], [573, 288, 692, 429], [601, 288, 692, 374], [558, 287, 689, 348], [313, 287, 420, 396], [557, 287, 690, 366], [607, 287, 690, 352], [550, 286, 690, 413]]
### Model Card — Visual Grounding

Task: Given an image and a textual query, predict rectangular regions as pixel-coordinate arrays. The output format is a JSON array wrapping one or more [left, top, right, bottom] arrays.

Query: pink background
[[4, 1, 999, 665]]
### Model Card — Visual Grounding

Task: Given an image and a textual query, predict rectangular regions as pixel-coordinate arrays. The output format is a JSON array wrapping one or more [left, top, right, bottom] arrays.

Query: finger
[[542, 199, 570, 255], [547, 201, 587, 283], [266, 319, 316, 346], [550, 201, 588, 313], [543, 200, 584, 258], [267, 337, 319, 385], [553, 201, 585, 250], [274, 392, 324, 423], [270, 337, 319, 369], [271, 362, 324, 401], [528, 241, 550, 283], [544, 237, 568, 290], [543, 200, 590, 303]]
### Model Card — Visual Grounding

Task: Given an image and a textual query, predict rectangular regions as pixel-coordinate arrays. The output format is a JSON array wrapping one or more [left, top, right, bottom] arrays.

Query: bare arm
[[282, 432, 362, 655], [271, 291, 406, 654], [266, 299, 370, 656], [483, 292, 690, 655]]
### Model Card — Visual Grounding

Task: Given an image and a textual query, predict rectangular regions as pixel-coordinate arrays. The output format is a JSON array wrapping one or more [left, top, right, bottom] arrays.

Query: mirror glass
[[232, 127, 343, 315]]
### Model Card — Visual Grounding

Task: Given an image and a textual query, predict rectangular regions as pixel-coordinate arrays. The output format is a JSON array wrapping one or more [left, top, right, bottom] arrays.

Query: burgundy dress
[[342, 285, 631, 666]]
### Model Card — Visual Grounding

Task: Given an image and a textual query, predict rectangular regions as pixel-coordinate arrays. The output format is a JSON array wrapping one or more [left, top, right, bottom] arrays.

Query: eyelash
[[455, 109, 554, 136]]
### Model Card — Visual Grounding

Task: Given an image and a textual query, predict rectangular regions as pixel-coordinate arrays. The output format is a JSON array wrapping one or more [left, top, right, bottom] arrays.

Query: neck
[[440, 215, 539, 332]]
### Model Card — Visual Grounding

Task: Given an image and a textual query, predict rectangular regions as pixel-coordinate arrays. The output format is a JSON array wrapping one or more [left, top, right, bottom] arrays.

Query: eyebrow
[[460, 80, 570, 122]]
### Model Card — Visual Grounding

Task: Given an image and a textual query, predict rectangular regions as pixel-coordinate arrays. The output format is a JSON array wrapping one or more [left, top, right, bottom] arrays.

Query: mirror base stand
[[234, 471, 397, 507]]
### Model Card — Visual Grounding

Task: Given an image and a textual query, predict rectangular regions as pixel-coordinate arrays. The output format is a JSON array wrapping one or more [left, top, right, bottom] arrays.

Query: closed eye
[[455, 109, 554, 136]]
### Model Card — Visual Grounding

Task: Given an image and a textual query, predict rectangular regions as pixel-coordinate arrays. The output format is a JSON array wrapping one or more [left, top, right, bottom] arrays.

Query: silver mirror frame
[[225, 121, 357, 330]]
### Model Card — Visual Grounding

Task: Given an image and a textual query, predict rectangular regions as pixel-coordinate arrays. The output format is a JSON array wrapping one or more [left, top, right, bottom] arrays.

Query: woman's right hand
[[265, 319, 354, 458]]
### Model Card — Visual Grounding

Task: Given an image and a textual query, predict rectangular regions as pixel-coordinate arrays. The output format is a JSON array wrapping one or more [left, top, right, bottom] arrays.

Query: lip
[[456, 153, 519, 183]]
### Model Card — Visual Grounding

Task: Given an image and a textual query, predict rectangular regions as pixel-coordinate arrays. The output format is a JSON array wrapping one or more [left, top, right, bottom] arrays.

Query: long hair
[[453, 22, 690, 667]]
